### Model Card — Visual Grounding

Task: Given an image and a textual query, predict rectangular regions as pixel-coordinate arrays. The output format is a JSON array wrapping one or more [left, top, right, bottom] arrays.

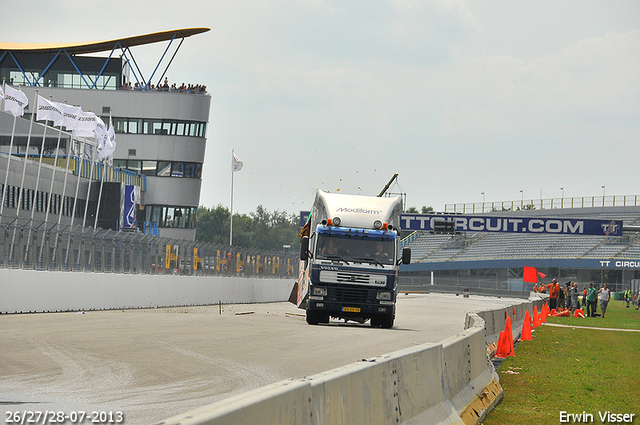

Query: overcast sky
[[7, 0, 640, 215]]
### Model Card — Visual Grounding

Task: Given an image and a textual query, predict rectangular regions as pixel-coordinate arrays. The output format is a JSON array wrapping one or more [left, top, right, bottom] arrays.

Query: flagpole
[[230, 149, 234, 246], [14, 90, 39, 217], [94, 111, 111, 228], [0, 80, 17, 217]]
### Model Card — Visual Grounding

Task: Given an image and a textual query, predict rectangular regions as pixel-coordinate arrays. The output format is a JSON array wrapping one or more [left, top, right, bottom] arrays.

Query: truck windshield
[[316, 233, 395, 266]]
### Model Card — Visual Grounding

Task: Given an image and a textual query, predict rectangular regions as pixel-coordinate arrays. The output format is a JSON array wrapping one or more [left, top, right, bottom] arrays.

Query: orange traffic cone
[[504, 316, 515, 357], [521, 314, 532, 341], [533, 306, 541, 328], [494, 331, 507, 358], [574, 309, 585, 318]]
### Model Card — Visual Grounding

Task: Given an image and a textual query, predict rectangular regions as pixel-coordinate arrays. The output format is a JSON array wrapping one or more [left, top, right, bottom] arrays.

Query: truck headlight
[[377, 291, 391, 301], [313, 287, 328, 296]]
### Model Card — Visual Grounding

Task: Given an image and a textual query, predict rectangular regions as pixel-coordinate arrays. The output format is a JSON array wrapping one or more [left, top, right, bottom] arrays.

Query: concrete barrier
[[1, 269, 545, 424], [0, 269, 293, 314], [155, 298, 554, 425]]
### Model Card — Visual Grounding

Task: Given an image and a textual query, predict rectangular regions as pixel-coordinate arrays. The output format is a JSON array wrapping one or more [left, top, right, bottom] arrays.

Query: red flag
[[538, 272, 547, 280], [523, 266, 538, 283]]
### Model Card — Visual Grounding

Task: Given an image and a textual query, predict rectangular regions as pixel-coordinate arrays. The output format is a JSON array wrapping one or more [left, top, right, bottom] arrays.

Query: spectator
[[598, 283, 611, 318], [547, 279, 558, 310], [558, 281, 566, 310], [586, 283, 597, 317], [624, 287, 631, 308], [569, 282, 579, 312]]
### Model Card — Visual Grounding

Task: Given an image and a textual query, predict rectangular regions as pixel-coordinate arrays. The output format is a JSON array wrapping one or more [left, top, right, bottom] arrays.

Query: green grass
[[483, 301, 640, 425], [546, 299, 640, 330]]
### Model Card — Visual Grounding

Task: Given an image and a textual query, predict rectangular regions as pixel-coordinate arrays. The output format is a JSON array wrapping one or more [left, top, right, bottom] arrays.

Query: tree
[[196, 204, 301, 251], [405, 206, 434, 213], [195, 205, 230, 244]]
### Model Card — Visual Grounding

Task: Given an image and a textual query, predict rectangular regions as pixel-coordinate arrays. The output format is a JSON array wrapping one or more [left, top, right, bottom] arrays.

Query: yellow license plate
[[342, 307, 361, 313]]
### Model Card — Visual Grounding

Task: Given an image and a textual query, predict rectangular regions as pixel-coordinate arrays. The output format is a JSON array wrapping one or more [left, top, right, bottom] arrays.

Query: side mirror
[[402, 247, 411, 265], [300, 236, 309, 260]]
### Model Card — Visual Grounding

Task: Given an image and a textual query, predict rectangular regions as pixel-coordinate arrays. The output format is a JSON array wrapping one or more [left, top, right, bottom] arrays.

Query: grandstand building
[[400, 202, 640, 293], [0, 28, 210, 241]]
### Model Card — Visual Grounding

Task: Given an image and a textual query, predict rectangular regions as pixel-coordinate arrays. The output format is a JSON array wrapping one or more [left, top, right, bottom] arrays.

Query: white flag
[[72, 110, 98, 137], [94, 117, 108, 152], [36, 95, 63, 125], [59, 103, 82, 129], [4, 85, 29, 117], [0, 84, 5, 103], [232, 153, 243, 172], [98, 118, 117, 161]]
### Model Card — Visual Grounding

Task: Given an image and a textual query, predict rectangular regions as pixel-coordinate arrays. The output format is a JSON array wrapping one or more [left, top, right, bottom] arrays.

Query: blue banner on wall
[[122, 185, 140, 229], [399, 214, 623, 236]]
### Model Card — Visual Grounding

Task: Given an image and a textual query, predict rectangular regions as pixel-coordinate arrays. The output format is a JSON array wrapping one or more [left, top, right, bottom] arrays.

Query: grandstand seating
[[405, 208, 640, 263]]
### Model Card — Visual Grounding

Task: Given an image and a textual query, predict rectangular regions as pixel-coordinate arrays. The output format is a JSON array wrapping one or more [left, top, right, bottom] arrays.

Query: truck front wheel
[[372, 313, 394, 329], [306, 309, 329, 325]]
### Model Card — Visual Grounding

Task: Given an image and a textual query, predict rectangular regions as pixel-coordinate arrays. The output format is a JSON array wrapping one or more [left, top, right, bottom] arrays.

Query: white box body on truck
[[297, 190, 410, 328]]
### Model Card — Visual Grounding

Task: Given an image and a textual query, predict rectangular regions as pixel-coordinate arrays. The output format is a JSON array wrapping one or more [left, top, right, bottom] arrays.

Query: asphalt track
[[0, 293, 523, 424]]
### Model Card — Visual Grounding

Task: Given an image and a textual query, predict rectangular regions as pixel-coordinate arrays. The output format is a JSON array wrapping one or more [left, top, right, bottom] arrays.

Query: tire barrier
[[154, 297, 546, 425]]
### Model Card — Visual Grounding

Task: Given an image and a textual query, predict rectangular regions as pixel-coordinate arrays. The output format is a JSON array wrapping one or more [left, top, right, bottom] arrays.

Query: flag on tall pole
[[230, 150, 243, 245], [36, 95, 63, 125], [3, 85, 29, 117], [233, 152, 243, 172], [59, 103, 82, 129]]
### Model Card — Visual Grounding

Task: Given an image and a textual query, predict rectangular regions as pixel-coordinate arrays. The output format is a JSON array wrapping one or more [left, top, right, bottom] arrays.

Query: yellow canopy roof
[[0, 28, 210, 54]]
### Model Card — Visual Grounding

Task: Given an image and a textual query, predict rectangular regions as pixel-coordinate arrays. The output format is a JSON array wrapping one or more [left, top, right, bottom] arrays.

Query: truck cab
[[297, 190, 410, 328]]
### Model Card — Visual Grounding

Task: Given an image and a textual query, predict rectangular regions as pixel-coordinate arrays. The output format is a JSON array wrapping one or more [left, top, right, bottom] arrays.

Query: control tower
[[0, 28, 211, 241]]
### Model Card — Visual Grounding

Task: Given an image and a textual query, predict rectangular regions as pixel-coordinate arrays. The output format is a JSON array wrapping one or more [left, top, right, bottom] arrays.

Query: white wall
[[0, 269, 294, 314]]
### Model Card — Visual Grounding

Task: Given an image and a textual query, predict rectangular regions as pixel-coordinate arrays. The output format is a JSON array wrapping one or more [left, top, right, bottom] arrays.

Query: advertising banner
[[122, 185, 140, 229], [399, 214, 623, 236]]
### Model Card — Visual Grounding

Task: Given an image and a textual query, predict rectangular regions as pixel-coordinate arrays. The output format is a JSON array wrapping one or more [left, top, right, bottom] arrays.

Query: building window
[[157, 161, 172, 177], [128, 118, 142, 133], [111, 160, 202, 178], [145, 205, 197, 229], [113, 159, 127, 169], [127, 160, 141, 173], [171, 162, 184, 177], [111, 117, 206, 138], [142, 161, 157, 176]]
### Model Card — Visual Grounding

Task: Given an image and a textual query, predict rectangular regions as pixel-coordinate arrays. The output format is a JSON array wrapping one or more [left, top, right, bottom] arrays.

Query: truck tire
[[306, 310, 329, 325], [381, 314, 394, 329]]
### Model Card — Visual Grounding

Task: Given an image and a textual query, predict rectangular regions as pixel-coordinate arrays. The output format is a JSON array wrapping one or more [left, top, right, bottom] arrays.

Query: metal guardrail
[[445, 195, 640, 214], [0, 218, 299, 277], [9, 153, 146, 191]]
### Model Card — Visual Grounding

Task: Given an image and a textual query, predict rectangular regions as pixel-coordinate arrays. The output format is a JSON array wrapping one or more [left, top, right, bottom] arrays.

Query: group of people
[[533, 279, 613, 318], [121, 77, 207, 94]]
